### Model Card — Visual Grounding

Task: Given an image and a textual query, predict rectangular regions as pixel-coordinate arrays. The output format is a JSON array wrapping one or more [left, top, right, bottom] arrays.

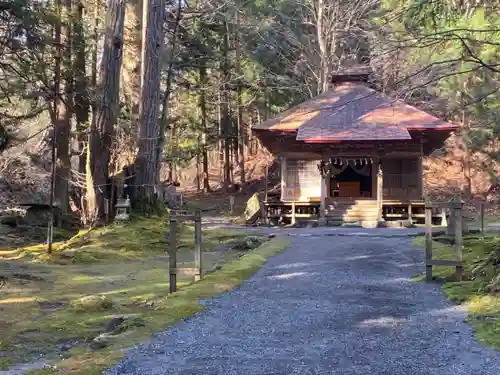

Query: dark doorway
[[330, 163, 372, 198]]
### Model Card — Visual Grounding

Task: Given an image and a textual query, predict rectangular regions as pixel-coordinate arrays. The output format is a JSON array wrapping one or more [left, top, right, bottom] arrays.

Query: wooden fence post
[[104, 198, 110, 224], [446, 202, 455, 236], [168, 213, 177, 293], [425, 200, 433, 282], [264, 162, 269, 202], [194, 210, 202, 281], [453, 199, 463, 281], [480, 202, 485, 234], [259, 201, 268, 226]]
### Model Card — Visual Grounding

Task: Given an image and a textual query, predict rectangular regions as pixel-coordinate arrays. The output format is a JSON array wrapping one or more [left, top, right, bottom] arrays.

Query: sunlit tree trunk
[[53, 0, 72, 214], [199, 66, 210, 193], [221, 18, 231, 190], [74, 0, 89, 175], [85, 0, 126, 224], [235, 6, 245, 184], [134, 0, 165, 210], [157, 0, 182, 184]]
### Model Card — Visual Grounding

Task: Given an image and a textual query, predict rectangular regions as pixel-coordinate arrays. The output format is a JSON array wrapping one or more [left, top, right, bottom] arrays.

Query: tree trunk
[[199, 66, 210, 193], [196, 139, 200, 192], [167, 122, 176, 182], [54, 0, 72, 214], [235, 7, 245, 184], [316, 0, 329, 94], [134, 0, 165, 210], [85, 0, 126, 224], [462, 110, 472, 198], [73, 0, 89, 175], [157, 0, 182, 184], [221, 20, 231, 190], [123, 0, 143, 127], [90, 1, 99, 101], [460, 84, 472, 199], [218, 88, 224, 185]]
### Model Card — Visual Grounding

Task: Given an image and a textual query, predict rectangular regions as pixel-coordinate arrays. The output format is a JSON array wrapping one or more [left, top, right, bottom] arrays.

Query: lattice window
[[285, 159, 320, 199], [383, 158, 419, 191], [286, 159, 299, 188]]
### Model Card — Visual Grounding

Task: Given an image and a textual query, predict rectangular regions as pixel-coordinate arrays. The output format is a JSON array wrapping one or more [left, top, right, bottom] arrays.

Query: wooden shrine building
[[252, 72, 457, 226]]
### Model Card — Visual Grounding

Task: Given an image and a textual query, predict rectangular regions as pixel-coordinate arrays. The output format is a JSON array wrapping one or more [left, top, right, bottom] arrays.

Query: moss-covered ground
[[413, 233, 500, 349], [0, 215, 288, 374]]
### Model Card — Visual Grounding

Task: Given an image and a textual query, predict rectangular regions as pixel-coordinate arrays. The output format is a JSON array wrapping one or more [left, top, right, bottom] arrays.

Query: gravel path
[[106, 235, 500, 375]]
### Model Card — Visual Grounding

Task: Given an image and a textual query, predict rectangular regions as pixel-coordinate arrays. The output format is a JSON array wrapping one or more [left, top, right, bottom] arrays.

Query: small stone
[[90, 333, 113, 350], [70, 294, 114, 312], [61, 250, 75, 258], [105, 315, 146, 335], [105, 316, 127, 333]]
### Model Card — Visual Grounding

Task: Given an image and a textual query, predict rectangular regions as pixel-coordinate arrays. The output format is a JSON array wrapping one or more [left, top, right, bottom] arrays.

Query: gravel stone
[[106, 235, 500, 375]]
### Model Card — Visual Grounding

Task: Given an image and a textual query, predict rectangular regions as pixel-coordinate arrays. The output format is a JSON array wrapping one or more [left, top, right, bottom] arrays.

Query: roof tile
[[252, 82, 457, 142]]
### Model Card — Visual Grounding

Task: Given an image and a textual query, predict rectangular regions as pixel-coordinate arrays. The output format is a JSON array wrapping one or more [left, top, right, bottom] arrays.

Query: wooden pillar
[[418, 141, 424, 199], [280, 156, 287, 200], [441, 208, 448, 227], [168, 213, 177, 294], [370, 160, 376, 198], [319, 173, 327, 225], [376, 160, 383, 220], [480, 202, 485, 234], [264, 161, 269, 202], [194, 210, 202, 282], [424, 199, 433, 282], [446, 202, 455, 236], [453, 198, 463, 281]]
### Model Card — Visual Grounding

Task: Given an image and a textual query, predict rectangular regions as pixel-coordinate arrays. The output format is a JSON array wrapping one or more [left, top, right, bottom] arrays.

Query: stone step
[[327, 208, 379, 212], [327, 203, 378, 207], [327, 200, 377, 204], [326, 212, 378, 216], [327, 214, 380, 219], [327, 214, 380, 221], [327, 208, 380, 214], [327, 204, 378, 210]]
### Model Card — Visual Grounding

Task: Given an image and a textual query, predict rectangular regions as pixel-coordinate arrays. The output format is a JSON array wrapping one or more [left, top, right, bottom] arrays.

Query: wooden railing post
[[480, 202, 485, 234], [452, 198, 463, 281], [259, 201, 268, 226], [319, 173, 327, 225], [376, 162, 383, 221], [446, 201, 455, 236], [194, 209, 202, 281], [424, 198, 464, 282], [425, 200, 433, 282], [168, 213, 177, 293]]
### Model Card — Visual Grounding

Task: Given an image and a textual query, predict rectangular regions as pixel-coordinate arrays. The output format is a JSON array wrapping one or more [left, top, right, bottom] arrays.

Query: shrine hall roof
[[251, 82, 457, 143]]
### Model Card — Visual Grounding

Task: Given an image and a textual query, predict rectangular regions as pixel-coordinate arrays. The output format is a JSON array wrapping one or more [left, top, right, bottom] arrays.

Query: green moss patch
[[413, 233, 500, 349], [0, 214, 287, 374], [21, 236, 289, 375]]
